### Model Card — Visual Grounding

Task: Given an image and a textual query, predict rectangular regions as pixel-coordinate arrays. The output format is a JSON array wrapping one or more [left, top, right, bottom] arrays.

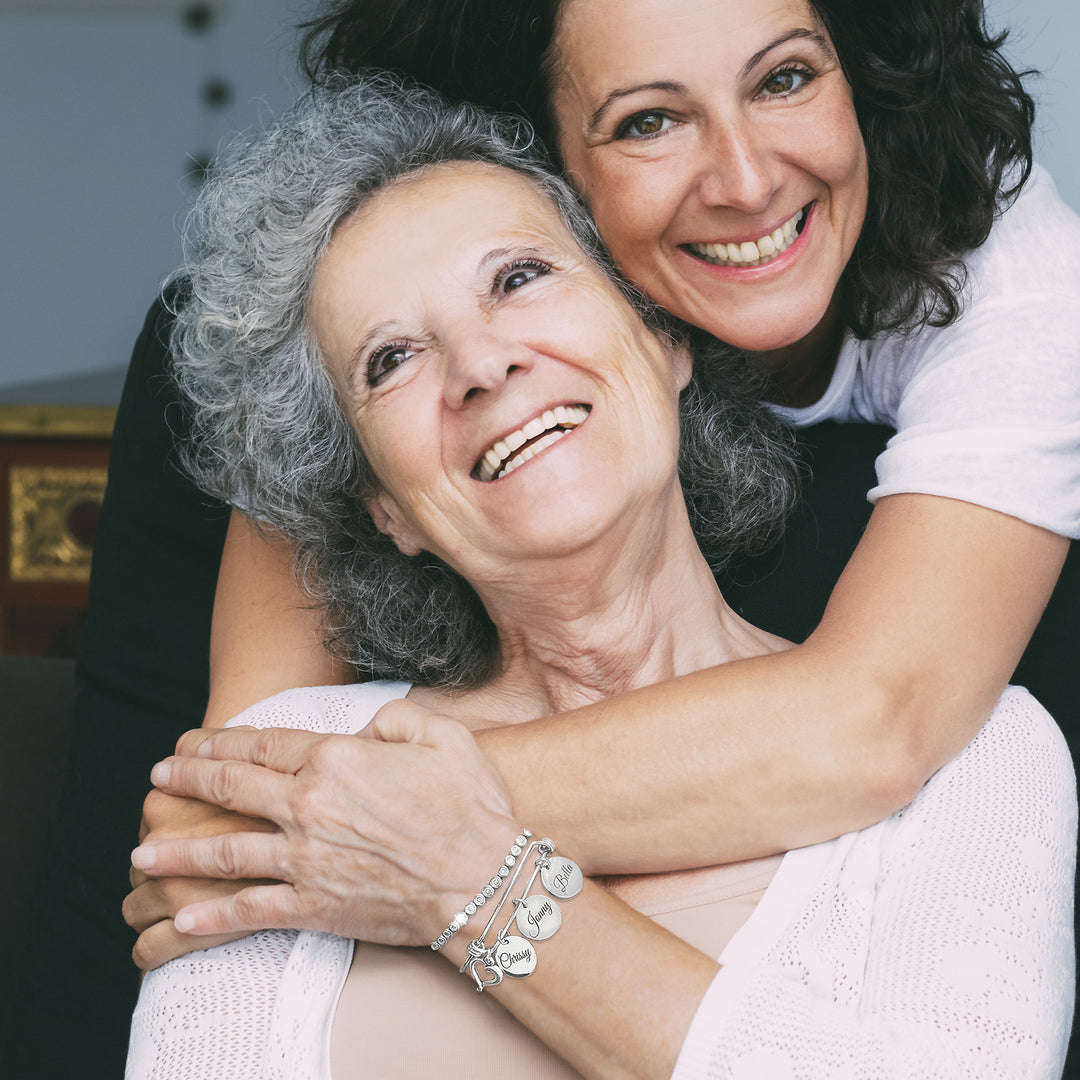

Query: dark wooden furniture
[[0, 405, 115, 655]]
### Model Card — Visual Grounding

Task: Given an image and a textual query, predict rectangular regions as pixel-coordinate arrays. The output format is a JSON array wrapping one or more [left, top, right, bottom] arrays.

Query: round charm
[[515, 894, 562, 940], [494, 935, 538, 978], [541, 856, 583, 899]]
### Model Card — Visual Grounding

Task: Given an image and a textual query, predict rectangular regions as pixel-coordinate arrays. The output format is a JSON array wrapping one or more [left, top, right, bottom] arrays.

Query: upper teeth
[[688, 208, 805, 268], [477, 404, 590, 481]]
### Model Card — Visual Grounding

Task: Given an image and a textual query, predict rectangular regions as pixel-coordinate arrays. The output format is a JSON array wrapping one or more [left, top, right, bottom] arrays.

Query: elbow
[[836, 681, 969, 822]]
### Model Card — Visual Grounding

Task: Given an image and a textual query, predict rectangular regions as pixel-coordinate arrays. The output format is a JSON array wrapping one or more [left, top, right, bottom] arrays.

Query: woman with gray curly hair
[[125, 77, 1073, 1079]]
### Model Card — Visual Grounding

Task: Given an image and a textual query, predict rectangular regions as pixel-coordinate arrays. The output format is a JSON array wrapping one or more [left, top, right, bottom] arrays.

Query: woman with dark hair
[[125, 0, 1078, 966], [125, 76, 1073, 1079]]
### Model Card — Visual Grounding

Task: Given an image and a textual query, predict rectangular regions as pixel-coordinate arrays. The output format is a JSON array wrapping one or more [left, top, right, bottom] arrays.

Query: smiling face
[[309, 162, 691, 579], [550, 0, 868, 366]]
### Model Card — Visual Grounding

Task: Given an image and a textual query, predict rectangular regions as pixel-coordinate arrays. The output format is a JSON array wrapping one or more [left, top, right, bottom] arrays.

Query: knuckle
[[175, 728, 206, 757], [209, 760, 245, 806], [231, 889, 264, 928], [142, 786, 169, 823], [131, 930, 164, 972], [209, 835, 241, 878]]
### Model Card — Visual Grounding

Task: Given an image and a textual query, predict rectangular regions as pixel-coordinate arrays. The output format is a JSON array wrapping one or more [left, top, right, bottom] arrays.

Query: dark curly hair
[[296, 0, 1035, 339]]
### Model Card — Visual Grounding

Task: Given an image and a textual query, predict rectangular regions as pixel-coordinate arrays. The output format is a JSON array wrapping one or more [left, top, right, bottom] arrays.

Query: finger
[[174, 724, 258, 758], [173, 882, 300, 936], [149, 754, 288, 820], [131, 830, 287, 882], [369, 700, 463, 747], [192, 726, 327, 774], [132, 918, 249, 972], [123, 880, 177, 934], [129, 864, 149, 890]]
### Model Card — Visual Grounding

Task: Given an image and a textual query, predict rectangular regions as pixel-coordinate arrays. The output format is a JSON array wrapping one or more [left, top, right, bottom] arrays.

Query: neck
[[754, 291, 847, 408], [414, 483, 787, 728]]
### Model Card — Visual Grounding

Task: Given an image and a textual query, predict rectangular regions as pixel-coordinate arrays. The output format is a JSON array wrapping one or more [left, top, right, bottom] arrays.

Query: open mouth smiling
[[684, 204, 809, 269], [474, 404, 591, 482]]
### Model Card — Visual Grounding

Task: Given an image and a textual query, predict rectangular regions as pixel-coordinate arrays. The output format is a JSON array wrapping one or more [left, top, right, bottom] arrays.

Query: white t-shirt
[[126, 683, 1075, 1079], [773, 165, 1080, 538]]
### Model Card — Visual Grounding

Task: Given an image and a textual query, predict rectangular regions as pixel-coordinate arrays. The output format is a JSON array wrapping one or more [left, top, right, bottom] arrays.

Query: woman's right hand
[[123, 787, 277, 970]]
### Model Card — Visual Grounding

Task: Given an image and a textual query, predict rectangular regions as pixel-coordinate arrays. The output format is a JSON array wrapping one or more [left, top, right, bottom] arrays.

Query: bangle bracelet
[[455, 836, 582, 993], [430, 830, 532, 951]]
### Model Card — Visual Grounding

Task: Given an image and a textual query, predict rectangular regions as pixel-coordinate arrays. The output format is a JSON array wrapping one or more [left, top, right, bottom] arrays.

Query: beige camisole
[[330, 853, 782, 1078]]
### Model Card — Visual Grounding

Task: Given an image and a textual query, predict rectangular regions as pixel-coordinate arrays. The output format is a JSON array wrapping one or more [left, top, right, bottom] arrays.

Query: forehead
[[341, 161, 575, 258], [554, 0, 820, 76]]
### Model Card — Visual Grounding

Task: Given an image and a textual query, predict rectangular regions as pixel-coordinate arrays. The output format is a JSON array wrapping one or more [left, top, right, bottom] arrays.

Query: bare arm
[[126, 508, 352, 966], [164, 494, 1066, 868], [127, 491, 1066, 968], [480, 493, 1068, 870], [204, 509, 353, 726]]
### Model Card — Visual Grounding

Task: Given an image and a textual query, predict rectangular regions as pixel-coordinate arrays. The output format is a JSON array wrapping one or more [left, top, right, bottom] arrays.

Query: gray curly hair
[[171, 74, 799, 689]]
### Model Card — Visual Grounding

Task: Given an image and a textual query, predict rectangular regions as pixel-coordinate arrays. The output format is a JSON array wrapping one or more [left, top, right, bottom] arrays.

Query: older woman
[[125, 0, 1078, 973], [125, 77, 1073, 1080]]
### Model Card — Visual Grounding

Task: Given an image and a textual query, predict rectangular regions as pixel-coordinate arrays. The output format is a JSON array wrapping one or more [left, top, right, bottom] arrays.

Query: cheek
[[583, 162, 681, 282]]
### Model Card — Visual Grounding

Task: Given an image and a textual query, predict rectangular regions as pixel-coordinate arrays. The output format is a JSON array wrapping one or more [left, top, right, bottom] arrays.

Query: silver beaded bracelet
[[431, 830, 583, 993], [430, 830, 533, 950]]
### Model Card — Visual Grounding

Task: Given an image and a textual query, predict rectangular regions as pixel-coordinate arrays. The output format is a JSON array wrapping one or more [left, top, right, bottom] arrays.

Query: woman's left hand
[[129, 700, 519, 945]]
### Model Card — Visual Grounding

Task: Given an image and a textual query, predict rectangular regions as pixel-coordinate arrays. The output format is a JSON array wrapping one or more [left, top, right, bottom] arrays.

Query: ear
[[670, 342, 693, 391], [364, 490, 424, 557]]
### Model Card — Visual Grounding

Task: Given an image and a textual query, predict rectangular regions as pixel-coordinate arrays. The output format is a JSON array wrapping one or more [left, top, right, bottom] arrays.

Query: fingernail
[[174, 911, 195, 934], [196, 740, 215, 758], [150, 760, 172, 787], [130, 844, 156, 871]]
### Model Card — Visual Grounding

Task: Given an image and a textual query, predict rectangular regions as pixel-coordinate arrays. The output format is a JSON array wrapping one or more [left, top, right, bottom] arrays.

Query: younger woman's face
[[551, 0, 868, 357]]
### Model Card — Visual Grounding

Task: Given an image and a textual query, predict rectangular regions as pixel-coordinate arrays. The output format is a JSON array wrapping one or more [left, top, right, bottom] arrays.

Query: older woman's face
[[550, 0, 868, 357], [309, 162, 690, 573]]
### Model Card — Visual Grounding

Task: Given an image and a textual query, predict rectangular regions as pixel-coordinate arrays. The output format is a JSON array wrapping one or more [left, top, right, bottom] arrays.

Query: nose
[[442, 321, 533, 410], [695, 119, 778, 215]]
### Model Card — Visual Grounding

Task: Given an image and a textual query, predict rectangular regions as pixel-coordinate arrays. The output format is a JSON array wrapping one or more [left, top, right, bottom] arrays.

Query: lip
[[472, 403, 591, 482], [679, 201, 815, 280]]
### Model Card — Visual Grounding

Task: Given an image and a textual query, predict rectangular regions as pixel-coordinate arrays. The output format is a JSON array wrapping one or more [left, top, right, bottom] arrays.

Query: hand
[[130, 700, 518, 946], [124, 783, 278, 970]]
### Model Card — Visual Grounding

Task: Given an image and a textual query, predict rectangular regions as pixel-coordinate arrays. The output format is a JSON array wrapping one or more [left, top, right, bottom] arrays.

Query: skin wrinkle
[[311, 162, 789, 719]]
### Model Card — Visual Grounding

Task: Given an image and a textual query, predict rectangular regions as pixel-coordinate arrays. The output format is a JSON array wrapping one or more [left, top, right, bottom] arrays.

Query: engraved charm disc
[[515, 894, 562, 940], [494, 935, 538, 978], [540, 856, 583, 899]]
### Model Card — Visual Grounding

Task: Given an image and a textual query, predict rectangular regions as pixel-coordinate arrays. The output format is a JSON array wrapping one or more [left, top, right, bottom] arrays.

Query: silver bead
[[482, 885, 495, 898], [465, 902, 477, 916], [473, 893, 486, 906], [517, 832, 531, 844], [452, 912, 469, 930], [510, 844, 522, 857], [498, 865, 510, 878], [489, 877, 501, 890]]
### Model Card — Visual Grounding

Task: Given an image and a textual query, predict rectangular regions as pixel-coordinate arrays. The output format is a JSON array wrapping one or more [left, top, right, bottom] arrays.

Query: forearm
[[203, 509, 353, 727], [478, 495, 1068, 872], [439, 878, 716, 1080]]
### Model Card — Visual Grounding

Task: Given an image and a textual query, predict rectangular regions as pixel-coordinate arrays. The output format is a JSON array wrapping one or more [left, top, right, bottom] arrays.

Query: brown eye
[[629, 112, 669, 136], [368, 345, 414, 386], [761, 68, 808, 96]]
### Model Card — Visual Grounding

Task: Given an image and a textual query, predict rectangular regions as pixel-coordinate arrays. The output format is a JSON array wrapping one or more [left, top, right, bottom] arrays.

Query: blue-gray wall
[[0, 0, 1076, 396]]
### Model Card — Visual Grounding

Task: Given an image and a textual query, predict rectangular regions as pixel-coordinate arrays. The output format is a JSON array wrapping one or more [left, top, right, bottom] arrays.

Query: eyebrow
[[341, 244, 555, 388], [740, 28, 834, 79], [587, 28, 834, 130], [590, 81, 688, 130]]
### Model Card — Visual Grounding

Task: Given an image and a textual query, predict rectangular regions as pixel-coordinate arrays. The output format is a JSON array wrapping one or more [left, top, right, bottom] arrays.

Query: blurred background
[[0, 0, 1075, 655], [0, 0, 1075, 401]]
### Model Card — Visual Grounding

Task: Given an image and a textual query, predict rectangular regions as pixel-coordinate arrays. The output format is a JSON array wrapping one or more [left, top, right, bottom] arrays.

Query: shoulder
[[962, 165, 1080, 298], [226, 681, 412, 734], [907, 686, 1075, 838]]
